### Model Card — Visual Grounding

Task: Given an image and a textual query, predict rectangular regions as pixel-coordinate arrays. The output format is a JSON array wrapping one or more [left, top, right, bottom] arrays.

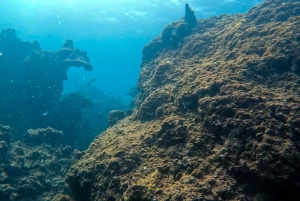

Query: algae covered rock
[[142, 4, 197, 63], [108, 110, 126, 127], [52, 194, 74, 201], [0, 135, 73, 201], [67, 1, 300, 200], [23, 127, 65, 146]]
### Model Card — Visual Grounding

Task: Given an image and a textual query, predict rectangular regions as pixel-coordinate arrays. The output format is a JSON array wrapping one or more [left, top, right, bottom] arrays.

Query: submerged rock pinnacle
[[184, 3, 197, 26]]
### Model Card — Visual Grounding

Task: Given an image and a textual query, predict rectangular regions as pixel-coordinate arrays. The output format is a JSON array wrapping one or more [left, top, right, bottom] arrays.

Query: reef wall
[[0, 29, 92, 137], [66, 0, 300, 200]]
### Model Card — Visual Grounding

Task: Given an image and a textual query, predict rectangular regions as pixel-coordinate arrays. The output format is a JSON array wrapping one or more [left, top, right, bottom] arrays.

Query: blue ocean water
[[0, 0, 263, 104]]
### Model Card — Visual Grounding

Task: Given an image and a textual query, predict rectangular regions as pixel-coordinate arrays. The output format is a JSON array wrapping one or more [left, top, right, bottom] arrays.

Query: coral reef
[[23, 127, 65, 146], [0, 126, 75, 201], [0, 28, 129, 201], [52, 194, 74, 201], [0, 29, 93, 137], [66, 0, 300, 201]]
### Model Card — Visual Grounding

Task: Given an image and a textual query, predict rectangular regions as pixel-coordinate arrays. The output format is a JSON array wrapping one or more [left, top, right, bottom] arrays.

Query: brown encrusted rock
[[246, 0, 300, 24], [108, 110, 126, 127], [72, 149, 84, 160], [52, 194, 74, 201], [23, 127, 65, 146], [142, 5, 198, 63], [66, 1, 300, 201], [0, 140, 73, 201]]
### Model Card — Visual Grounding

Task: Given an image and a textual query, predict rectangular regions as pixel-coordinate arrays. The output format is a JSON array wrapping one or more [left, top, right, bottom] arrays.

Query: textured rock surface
[[67, 0, 300, 200], [0, 127, 74, 201], [108, 110, 126, 127], [52, 194, 74, 201], [23, 127, 65, 146]]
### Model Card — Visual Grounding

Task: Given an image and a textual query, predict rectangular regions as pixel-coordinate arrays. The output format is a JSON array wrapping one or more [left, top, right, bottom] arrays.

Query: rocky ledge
[[0, 125, 83, 201], [66, 0, 300, 201]]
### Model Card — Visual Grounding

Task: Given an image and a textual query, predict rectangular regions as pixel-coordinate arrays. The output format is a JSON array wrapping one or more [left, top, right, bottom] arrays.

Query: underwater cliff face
[[66, 0, 300, 201]]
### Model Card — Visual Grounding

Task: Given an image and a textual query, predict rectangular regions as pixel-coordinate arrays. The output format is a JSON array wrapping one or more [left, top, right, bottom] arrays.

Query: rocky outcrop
[[66, 0, 300, 201], [108, 110, 126, 127], [52, 194, 74, 201], [184, 4, 197, 26], [58, 40, 92, 71], [141, 4, 197, 64], [23, 127, 65, 146], [0, 127, 75, 201], [0, 29, 93, 137]]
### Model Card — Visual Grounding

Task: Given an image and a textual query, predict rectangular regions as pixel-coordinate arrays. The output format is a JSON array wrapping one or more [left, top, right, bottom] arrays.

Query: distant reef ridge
[[0, 28, 93, 136], [66, 0, 300, 201]]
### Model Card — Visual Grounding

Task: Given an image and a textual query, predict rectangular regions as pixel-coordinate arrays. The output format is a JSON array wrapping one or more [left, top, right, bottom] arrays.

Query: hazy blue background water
[[0, 0, 263, 104]]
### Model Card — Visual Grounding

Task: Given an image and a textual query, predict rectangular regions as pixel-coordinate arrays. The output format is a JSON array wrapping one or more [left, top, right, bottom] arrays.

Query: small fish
[[42, 111, 49, 116]]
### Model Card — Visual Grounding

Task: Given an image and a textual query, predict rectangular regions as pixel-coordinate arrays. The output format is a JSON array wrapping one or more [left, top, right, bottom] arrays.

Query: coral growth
[[0, 29, 93, 137], [0, 126, 75, 201], [66, 0, 300, 200]]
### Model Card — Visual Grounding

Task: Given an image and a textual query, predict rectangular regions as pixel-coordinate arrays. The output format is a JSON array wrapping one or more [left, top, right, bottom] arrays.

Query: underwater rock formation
[[0, 126, 74, 201], [0, 29, 93, 137], [108, 110, 126, 127], [23, 127, 65, 146], [142, 4, 197, 64], [184, 3, 197, 26], [58, 40, 93, 71], [66, 0, 300, 201], [52, 194, 74, 201], [127, 87, 139, 108]]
